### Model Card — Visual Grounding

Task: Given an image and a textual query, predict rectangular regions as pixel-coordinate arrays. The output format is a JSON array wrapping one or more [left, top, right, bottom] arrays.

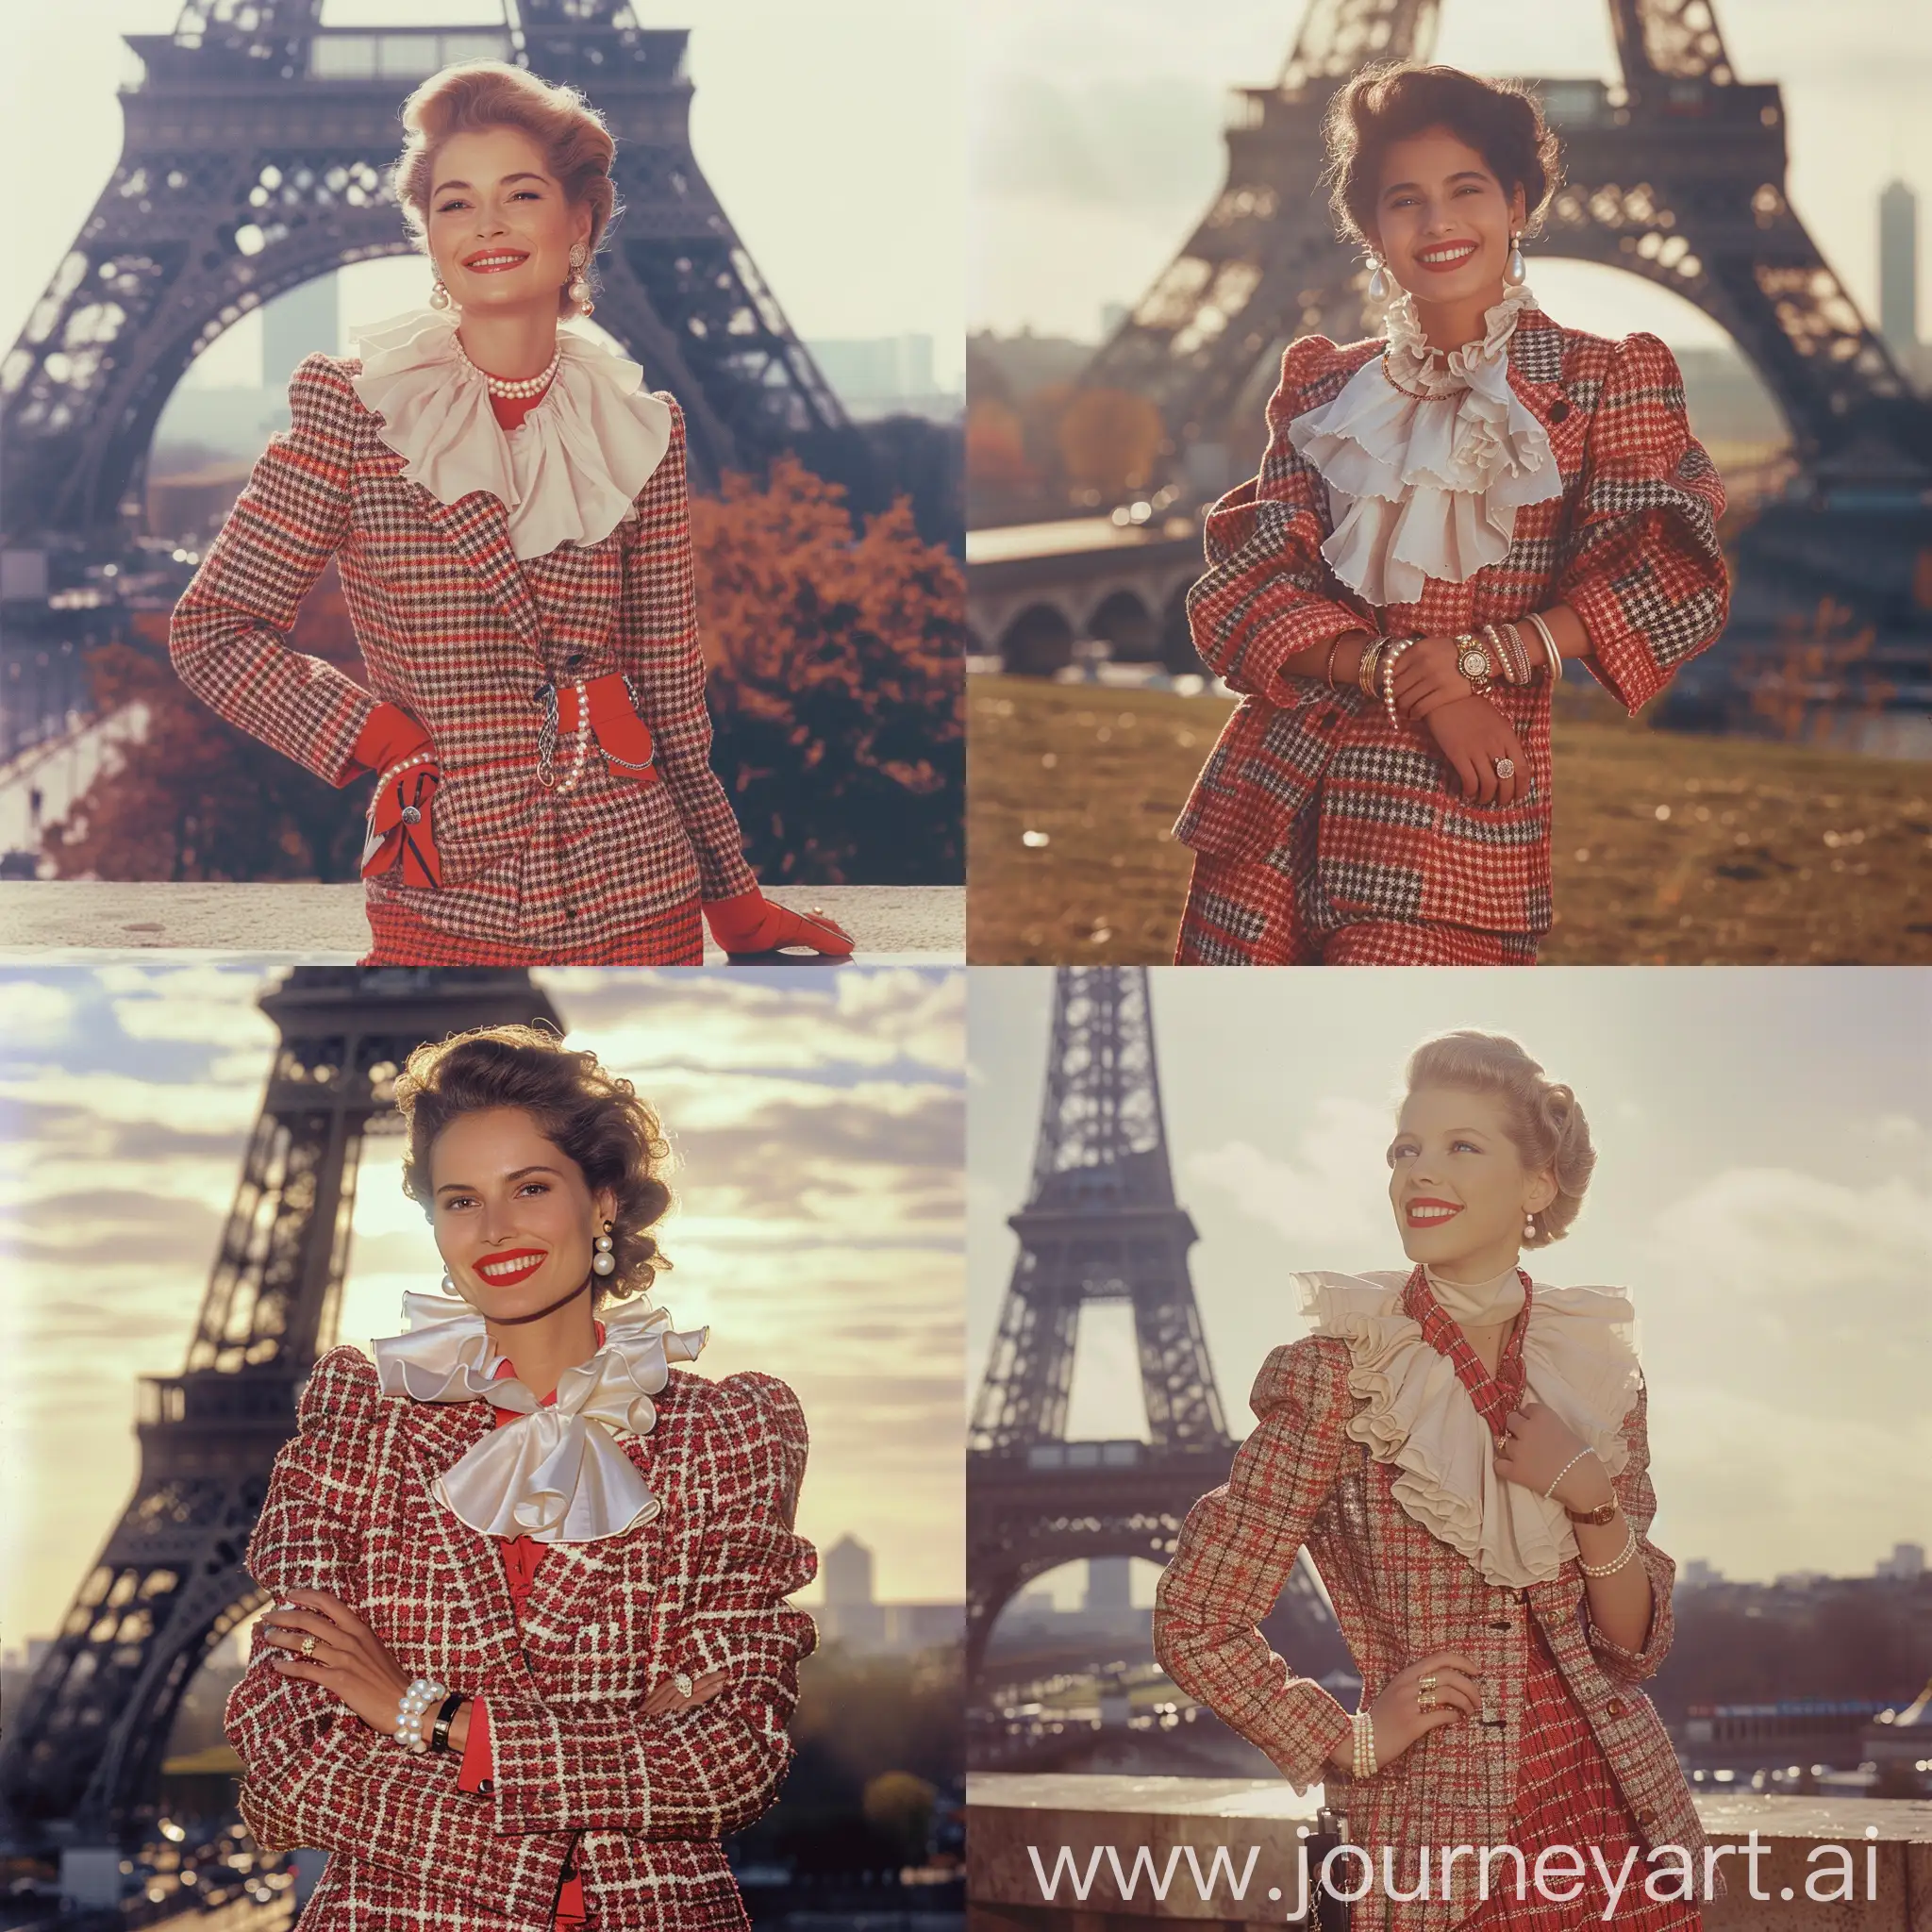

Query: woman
[[1154, 1032, 1707, 1931], [225, 1024, 817, 1929], [170, 61, 852, 967], [1174, 63, 1729, 965]]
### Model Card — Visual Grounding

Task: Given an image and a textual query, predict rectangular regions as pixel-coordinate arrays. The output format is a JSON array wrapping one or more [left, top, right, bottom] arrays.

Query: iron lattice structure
[[1085, 0, 1930, 482], [0, 0, 846, 543], [0, 968, 560, 1845], [966, 967, 1337, 1690]]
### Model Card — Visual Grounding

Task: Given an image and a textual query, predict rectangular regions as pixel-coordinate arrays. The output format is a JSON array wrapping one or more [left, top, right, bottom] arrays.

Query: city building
[[812, 1533, 964, 1654], [807, 333, 960, 422], [1879, 179, 1920, 362]]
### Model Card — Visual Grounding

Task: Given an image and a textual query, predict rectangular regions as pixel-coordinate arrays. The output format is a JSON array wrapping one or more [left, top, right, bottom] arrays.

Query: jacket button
[[1549, 399, 1571, 422], [564, 652, 586, 673], [1637, 1807, 1657, 1829], [1607, 1697, 1625, 1718], [1315, 708, 1341, 730]]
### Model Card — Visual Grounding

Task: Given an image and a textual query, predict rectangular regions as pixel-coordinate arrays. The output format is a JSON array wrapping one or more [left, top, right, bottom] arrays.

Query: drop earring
[[1523, 1209, 1538, 1242], [428, 274, 452, 311], [567, 244, 592, 317], [1506, 233, 1526, 285], [591, 1219, 617, 1276], [1364, 250, 1390, 303], [440, 1266, 456, 1293]]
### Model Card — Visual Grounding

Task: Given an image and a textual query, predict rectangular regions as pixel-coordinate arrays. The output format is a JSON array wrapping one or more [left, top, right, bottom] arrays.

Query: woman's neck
[[486, 1279, 599, 1400], [1409, 277, 1507, 355], [454, 308, 561, 384]]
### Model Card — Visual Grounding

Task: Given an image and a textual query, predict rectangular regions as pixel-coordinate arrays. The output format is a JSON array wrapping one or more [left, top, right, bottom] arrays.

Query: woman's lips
[[1413, 242, 1479, 274], [1405, 1198, 1464, 1227], [475, 1248, 548, 1286], [463, 252, 529, 274]]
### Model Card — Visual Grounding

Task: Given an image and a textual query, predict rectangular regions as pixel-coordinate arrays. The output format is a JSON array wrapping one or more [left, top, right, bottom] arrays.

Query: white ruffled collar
[[372, 1288, 708, 1543], [1295, 1268, 1641, 1589], [348, 308, 674, 561], [1286, 282, 1564, 608]]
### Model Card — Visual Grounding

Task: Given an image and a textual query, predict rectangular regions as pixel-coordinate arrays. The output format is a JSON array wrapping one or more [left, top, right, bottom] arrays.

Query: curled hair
[[394, 61, 621, 317], [1403, 1030, 1594, 1247], [395, 1024, 671, 1301], [1321, 62, 1562, 250]]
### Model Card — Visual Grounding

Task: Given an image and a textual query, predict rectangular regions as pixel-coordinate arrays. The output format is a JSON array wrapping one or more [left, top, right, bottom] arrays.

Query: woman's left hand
[[258, 1588, 416, 1738], [1493, 1403, 1613, 1512], [1388, 634, 1476, 723]]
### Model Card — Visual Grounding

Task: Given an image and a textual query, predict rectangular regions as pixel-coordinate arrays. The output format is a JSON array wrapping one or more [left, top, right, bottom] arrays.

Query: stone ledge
[[0, 883, 963, 963], [967, 1774, 1932, 1929]]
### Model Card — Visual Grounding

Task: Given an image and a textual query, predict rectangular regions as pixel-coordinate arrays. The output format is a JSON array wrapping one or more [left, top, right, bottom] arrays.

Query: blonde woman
[[171, 62, 852, 966], [1156, 1032, 1707, 1929]]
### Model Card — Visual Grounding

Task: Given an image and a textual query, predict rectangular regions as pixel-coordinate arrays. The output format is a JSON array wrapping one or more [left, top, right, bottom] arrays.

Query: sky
[[972, 0, 1932, 347], [968, 968, 1932, 1605], [2, 0, 964, 391], [0, 963, 966, 1666]]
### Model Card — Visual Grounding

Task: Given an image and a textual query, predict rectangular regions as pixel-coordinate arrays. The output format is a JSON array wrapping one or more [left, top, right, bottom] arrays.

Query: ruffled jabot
[[1286, 282, 1564, 608], [1294, 1269, 1641, 1589], [348, 308, 674, 561], [372, 1288, 708, 1543]]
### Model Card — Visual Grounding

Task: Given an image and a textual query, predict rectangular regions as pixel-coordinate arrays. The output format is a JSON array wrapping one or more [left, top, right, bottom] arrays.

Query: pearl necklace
[[458, 340, 559, 400]]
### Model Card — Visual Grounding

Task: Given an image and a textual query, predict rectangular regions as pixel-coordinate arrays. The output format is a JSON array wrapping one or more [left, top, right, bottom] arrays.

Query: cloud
[[0, 979, 78, 1045]]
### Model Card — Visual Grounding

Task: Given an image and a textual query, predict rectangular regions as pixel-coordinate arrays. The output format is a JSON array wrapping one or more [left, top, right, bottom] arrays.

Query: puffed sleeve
[[1582, 1374, 1678, 1683], [169, 354, 378, 785], [1556, 331, 1729, 712], [223, 1348, 573, 1922], [1184, 336, 1374, 699], [476, 1372, 818, 1840], [1153, 1339, 1356, 1790], [615, 396, 758, 903]]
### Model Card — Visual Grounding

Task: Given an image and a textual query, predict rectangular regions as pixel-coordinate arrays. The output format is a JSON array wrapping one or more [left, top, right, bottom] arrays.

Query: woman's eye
[[1452, 1139, 1480, 1154], [518, 1181, 549, 1196]]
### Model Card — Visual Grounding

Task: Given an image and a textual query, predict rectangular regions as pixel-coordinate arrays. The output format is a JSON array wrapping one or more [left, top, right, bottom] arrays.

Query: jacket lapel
[[412, 486, 546, 658], [1505, 307, 1574, 445]]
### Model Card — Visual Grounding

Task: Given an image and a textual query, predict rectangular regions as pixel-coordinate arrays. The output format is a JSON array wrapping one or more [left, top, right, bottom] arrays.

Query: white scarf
[[1286, 281, 1564, 608], [372, 1289, 708, 1543], [348, 308, 674, 561], [1294, 1269, 1641, 1589]]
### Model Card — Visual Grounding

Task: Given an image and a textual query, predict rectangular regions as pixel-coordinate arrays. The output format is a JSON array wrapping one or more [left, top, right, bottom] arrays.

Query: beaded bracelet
[[1542, 1448, 1591, 1500], [1380, 637, 1419, 727], [1576, 1525, 1640, 1578], [1487, 621, 1532, 688], [1351, 1708, 1377, 1777], [394, 1675, 447, 1754]]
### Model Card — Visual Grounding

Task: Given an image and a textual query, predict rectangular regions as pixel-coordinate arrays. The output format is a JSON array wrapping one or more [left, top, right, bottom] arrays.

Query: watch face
[[1459, 648, 1489, 678]]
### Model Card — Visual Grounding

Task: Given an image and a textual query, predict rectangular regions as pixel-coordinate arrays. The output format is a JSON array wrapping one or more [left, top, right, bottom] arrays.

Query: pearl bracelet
[[395, 1675, 447, 1754], [1576, 1524, 1640, 1578], [1542, 1448, 1591, 1500], [1351, 1707, 1377, 1778]]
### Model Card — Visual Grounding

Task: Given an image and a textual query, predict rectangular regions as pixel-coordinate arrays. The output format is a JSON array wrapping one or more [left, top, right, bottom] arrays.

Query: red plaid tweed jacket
[[225, 1346, 817, 1931], [1174, 309, 1729, 935], [1154, 1310, 1703, 1932], [171, 355, 758, 950]]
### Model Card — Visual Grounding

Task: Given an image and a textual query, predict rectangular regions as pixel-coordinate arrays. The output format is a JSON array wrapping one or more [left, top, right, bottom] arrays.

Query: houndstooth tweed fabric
[[1155, 1271, 1705, 1932], [225, 1346, 817, 1930], [171, 356, 758, 954], [1174, 308, 1728, 941]]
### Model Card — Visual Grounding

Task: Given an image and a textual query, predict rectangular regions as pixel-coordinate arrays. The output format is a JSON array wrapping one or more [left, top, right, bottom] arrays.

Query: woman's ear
[[1508, 183, 1528, 233], [592, 1186, 618, 1230]]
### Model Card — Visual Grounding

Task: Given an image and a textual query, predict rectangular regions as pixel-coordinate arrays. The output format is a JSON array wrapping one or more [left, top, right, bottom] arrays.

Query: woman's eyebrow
[[1381, 170, 1490, 196], [434, 1162, 563, 1195], [432, 170, 548, 195]]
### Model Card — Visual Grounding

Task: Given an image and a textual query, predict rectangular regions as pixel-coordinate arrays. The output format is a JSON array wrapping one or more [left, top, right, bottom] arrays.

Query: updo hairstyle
[[395, 1024, 672, 1301], [1403, 1030, 1594, 1247], [1321, 62, 1562, 250], [394, 61, 621, 317]]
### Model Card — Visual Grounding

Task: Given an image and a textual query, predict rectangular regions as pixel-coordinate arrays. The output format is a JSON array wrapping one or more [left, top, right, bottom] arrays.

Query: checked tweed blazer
[[225, 1346, 817, 1931], [1174, 308, 1729, 937], [171, 355, 758, 949], [1154, 1331, 1703, 1932]]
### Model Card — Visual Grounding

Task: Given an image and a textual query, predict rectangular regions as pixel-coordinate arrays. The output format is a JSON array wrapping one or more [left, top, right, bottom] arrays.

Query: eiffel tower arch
[[0, 968, 560, 1847], [965, 967, 1341, 1695], [0, 0, 849, 547]]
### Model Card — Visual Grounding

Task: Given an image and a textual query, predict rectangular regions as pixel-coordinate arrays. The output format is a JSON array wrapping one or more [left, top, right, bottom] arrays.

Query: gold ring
[[300, 1634, 317, 1658], [1418, 1689, 1435, 1711], [1418, 1673, 1438, 1691]]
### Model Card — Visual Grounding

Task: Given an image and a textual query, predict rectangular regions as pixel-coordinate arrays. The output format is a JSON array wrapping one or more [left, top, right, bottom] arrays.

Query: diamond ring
[[1493, 756, 1516, 779]]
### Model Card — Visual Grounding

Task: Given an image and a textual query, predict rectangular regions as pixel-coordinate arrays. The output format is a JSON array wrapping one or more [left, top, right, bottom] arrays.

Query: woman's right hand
[[1423, 696, 1529, 807], [1328, 1650, 1484, 1775]]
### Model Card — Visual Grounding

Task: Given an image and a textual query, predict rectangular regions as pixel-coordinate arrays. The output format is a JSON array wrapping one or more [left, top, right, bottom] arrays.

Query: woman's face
[[1370, 125, 1526, 306], [1387, 1084, 1554, 1275], [425, 125, 591, 321], [428, 1106, 614, 1322]]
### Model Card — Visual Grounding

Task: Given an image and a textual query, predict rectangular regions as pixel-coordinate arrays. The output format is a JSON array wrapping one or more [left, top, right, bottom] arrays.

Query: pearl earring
[[591, 1219, 617, 1276], [1506, 234, 1526, 285], [567, 244, 592, 317], [1364, 251, 1390, 303], [428, 275, 452, 311], [1523, 1210, 1537, 1242], [440, 1267, 456, 1293]]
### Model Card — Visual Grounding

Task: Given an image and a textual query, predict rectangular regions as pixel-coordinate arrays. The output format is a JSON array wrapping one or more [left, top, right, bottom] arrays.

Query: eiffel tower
[[0, 0, 848, 544], [0, 968, 560, 1847], [965, 967, 1339, 1694]]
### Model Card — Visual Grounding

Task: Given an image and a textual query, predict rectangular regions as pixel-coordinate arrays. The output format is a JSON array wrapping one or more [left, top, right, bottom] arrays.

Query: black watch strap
[[430, 1690, 466, 1754]]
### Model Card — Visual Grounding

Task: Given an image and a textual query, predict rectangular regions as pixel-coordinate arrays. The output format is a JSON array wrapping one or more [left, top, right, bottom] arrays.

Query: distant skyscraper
[[261, 274, 341, 393], [1085, 1556, 1132, 1611], [1878, 180, 1919, 358], [824, 1531, 877, 1606]]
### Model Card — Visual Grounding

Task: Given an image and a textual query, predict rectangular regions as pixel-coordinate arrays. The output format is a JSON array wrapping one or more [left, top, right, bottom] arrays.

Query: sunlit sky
[[0, 965, 965, 1659], [973, 0, 1932, 347], [4, 0, 963, 390], [969, 969, 1932, 1607]]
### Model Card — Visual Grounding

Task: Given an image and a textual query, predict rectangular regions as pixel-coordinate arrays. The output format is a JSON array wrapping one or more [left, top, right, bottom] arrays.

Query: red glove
[[703, 889, 855, 960], [356, 704, 442, 888]]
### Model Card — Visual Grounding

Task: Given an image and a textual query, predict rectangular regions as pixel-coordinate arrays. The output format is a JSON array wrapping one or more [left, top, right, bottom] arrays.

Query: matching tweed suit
[[225, 1346, 816, 1930], [1174, 308, 1730, 963], [171, 355, 757, 958]]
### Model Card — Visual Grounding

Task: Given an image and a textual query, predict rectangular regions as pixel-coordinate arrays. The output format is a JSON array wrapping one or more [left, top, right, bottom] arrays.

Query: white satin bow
[[372, 1289, 708, 1544]]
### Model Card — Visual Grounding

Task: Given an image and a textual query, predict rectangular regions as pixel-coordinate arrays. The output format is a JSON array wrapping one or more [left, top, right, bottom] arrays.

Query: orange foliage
[[965, 399, 1035, 491], [1055, 386, 1166, 495]]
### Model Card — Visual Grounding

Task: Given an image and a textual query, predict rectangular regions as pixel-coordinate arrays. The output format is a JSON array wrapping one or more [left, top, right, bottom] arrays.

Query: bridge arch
[[1000, 602, 1077, 678]]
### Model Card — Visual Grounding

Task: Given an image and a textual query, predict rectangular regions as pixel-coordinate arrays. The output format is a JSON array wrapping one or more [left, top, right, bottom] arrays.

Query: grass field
[[967, 675, 1932, 964]]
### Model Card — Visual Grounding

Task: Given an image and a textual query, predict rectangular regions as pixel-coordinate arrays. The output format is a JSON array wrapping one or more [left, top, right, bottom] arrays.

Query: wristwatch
[[1566, 1498, 1620, 1527], [1456, 632, 1495, 697]]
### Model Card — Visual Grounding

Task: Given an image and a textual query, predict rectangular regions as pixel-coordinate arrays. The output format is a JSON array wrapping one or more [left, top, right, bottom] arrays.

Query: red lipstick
[[473, 1248, 548, 1288]]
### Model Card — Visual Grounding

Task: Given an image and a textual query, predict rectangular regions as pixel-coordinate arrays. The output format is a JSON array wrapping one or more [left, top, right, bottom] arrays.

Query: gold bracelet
[[1524, 609, 1561, 678], [1356, 636, 1385, 699], [1454, 630, 1495, 698], [1351, 1707, 1377, 1777], [1577, 1524, 1640, 1578], [1323, 637, 1343, 689]]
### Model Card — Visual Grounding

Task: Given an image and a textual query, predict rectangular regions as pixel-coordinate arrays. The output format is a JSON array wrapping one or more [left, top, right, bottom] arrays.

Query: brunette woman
[[1156, 1032, 1708, 1930], [1174, 64, 1729, 965], [226, 1025, 816, 1929], [171, 62, 853, 967]]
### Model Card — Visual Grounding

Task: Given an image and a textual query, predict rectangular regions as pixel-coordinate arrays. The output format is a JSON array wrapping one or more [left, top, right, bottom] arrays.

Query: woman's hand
[[1423, 696, 1528, 807], [1327, 1650, 1484, 1775], [1389, 633, 1478, 723], [258, 1588, 419, 1739], [641, 1667, 727, 1717], [1493, 1403, 1614, 1514]]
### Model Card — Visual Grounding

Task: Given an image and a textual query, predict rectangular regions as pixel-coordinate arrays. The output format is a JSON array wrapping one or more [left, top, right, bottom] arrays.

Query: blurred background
[[0, 962, 966, 1928], [1, 0, 966, 891]]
